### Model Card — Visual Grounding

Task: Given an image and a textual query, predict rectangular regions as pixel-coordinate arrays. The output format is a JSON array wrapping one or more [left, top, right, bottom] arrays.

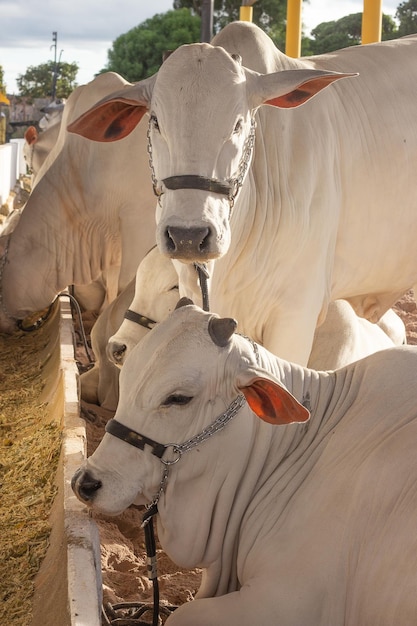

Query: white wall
[[11, 139, 27, 177], [0, 143, 13, 205]]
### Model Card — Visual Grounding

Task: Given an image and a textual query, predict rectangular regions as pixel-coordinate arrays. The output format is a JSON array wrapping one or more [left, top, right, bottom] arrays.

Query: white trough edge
[[60, 294, 103, 626]]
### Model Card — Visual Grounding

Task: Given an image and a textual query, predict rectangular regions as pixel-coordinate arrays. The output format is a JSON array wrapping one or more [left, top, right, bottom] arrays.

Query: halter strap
[[163, 175, 233, 197], [124, 308, 156, 329], [105, 394, 246, 464], [105, 419, 166, 458], [148, 117, 256, 210]]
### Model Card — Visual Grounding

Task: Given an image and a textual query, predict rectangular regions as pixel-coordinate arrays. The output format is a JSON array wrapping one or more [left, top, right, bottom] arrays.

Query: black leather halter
[[162, 175, 234, 197], [105, 418, 166, 458], [124, 308, 156, 329]]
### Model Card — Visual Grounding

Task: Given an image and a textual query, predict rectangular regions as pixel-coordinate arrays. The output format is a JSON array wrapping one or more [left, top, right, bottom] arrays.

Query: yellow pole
[[361, 0, 382, 44], [285, 0, 302, 58], [239, 5, 253, 21]]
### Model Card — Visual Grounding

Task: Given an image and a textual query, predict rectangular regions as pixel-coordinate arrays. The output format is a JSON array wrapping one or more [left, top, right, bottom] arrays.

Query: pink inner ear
[[266, 74, 354, 109], [67, 100, 147, 142], [240, 378, 310, 425], [24, 126, 38, 145]]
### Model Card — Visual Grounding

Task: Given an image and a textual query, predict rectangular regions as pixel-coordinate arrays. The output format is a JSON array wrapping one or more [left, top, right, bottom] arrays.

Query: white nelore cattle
[[81, 246, 179, 410], [72, 301, 417, 625], [23, 124, 60, 180], [23, 100, 66, 179], [107, 246, 180, 368], [69, 22, 417, 365], [0, 72, 155, 333]]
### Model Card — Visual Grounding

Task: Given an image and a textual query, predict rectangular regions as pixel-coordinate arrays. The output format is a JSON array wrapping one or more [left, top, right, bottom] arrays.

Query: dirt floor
[[75, 291, 417, 625]]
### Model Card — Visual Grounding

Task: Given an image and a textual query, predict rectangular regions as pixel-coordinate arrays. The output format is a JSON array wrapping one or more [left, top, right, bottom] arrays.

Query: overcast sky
[[1, 0, 399, 95]]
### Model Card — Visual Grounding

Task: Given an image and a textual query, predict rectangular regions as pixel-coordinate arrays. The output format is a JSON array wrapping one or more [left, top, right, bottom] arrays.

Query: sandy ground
[[72, 291, 417, 625], [80, 400, 202, 624]]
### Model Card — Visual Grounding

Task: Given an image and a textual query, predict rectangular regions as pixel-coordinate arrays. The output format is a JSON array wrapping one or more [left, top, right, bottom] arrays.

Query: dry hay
[[0, 320, 61, 626]]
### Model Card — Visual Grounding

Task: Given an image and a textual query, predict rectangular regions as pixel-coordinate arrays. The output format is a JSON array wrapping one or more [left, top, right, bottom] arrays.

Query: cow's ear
[[239, 377, 310, 425], [67, 99, 148, 142], [67, 74, 156, 142], [24, 125, 38, 145], [248, 68, 357, 110]]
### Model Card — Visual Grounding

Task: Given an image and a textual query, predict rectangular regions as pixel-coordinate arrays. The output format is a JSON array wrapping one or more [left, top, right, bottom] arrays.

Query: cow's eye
[[162, 394, 192, 406], [150, 114, 160, 132], [233, 118, 243, 134]]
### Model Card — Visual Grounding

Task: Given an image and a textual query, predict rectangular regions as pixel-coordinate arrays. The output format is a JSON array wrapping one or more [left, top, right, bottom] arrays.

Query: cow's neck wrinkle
[[239, 359, 355, 547]]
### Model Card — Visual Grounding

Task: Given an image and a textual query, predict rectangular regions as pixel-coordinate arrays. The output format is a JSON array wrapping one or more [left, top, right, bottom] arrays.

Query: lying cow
[[72, 300, 417, 625], [68, 21, 417, 366]]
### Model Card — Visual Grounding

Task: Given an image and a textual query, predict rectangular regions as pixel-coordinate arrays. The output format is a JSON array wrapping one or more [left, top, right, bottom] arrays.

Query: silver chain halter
[[105, 393, 247, 518], [146, 116, 256, 211]]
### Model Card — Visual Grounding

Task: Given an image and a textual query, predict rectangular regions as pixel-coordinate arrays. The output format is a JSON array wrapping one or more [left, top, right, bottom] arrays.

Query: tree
[[174, 0, 288, 48], [306, 13, 398, 55], [16, 61, 78, 100], [102, 9, 201, 82], [396, 0, 417, 35]]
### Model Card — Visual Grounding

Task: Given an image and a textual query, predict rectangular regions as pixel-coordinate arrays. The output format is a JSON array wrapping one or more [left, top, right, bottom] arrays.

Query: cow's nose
[[71, 468, 102, 502], [107, 340, 127, 366], [165, 226, 210, 259]]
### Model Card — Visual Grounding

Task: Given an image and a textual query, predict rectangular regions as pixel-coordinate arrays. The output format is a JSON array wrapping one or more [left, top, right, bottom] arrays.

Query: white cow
[[24, 124, 60, 180], [72, 301, 417, 625], [68, 22, 417, 365], [23, 100, 65, 180], [81, 246, 180, 410], [0, 72, 156, 333]]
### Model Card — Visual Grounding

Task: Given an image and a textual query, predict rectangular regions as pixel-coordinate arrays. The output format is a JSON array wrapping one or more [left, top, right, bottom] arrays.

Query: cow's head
[[107, 246, 179, 367], [68, 43, 353, 264], [72, 299, 309, 520]]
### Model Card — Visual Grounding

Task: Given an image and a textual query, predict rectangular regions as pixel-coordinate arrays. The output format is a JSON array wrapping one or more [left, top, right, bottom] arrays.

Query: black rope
[[102, 504, 178, 625], [59, 290, 95, 365], [194, 263, 210, 312], [140, 504, 160, 626], [16, 302, 56, 332]]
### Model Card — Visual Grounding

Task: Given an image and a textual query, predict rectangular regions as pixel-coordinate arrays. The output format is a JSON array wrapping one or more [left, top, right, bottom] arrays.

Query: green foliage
[[396, 0, 417, 35], [307, 13, 399, 55], [174, 0, 288, 48], [102, 9, 201, 81], [16, 61, 78, 100]]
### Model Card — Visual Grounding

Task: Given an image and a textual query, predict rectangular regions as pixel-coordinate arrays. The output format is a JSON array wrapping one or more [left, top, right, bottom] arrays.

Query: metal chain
[[146, 119, 161, 200], [164, 394, 246, 461], [238, 333, 261, 367], [227, 116, 256, 209], [142, 394, 246, 514]]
